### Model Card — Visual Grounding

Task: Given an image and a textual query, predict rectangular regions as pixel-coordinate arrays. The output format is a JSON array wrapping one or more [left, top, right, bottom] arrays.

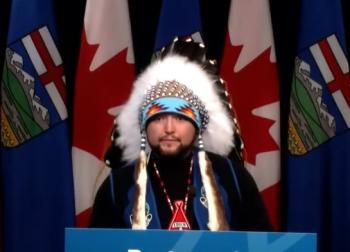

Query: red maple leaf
[[72, 30, 135, 160], [220, 36, 280, 165]]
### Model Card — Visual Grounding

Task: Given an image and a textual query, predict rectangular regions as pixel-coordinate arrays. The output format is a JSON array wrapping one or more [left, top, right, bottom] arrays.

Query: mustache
[[159, 135, 180, 141]]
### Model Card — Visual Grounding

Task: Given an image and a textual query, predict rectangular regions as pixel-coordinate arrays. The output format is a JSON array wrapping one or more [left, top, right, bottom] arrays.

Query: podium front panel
[[65, 228, 316, 252]]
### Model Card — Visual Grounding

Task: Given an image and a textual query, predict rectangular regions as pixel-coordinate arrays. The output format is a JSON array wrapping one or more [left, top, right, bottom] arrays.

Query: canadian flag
[[72, 0, 135, 227], [220, 0, 280, 229]]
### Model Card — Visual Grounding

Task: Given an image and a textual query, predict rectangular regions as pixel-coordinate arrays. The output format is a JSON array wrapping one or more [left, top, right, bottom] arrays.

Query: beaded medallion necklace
[[152, 159, 193, 213], [152, 159, 193, 230]]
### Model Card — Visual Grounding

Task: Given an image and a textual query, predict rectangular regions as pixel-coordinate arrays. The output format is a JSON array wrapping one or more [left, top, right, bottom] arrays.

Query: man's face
[[146, 113, 197, 157]]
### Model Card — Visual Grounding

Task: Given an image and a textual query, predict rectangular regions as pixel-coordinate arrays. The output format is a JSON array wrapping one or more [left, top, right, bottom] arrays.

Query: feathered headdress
[[115, 38, 242, 231], [117, 42, 235, 161]]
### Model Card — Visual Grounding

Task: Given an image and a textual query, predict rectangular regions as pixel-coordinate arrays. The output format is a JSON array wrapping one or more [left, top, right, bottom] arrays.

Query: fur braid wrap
[[198, 151, 229, 230], [131, 150, 148, 229]]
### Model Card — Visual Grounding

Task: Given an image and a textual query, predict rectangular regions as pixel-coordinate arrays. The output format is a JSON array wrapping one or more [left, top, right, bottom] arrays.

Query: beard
[[149, 136, 196, 158]]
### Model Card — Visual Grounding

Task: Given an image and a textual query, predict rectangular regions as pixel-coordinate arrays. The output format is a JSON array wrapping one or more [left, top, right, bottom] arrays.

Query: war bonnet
[[116, 39, 235, 161]]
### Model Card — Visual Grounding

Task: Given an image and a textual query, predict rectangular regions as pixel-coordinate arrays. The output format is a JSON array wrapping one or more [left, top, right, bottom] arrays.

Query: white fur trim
[[117, 55, 234, 161], [132, 150, 148, 229], [198, 151, 218, 230]]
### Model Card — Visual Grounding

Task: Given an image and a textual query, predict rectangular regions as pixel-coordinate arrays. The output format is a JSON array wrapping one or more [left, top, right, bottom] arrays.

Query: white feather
[[116, 55, 234, 161]]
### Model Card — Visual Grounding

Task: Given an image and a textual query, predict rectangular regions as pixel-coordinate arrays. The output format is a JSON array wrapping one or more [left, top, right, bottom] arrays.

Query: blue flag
[[287, 0, 350, 251], [154, 0, 202, 51], [1, 0, 75, 251]]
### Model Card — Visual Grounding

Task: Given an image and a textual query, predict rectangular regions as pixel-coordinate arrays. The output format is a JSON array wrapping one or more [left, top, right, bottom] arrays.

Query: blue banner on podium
[[65, 228, 316, 252]]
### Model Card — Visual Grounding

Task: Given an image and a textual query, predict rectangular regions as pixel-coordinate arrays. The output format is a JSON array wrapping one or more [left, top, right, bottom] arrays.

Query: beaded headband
[[139, 80, 209, 131]]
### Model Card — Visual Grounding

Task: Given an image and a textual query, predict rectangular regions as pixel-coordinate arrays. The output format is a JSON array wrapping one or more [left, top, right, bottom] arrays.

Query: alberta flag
[[287, 0, 350, 251], [154, 0, 202, 51], [1, 0, 75, 252]]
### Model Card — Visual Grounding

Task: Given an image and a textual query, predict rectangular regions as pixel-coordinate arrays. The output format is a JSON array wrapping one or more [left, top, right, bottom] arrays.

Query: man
[[90, 40, 271, 231]]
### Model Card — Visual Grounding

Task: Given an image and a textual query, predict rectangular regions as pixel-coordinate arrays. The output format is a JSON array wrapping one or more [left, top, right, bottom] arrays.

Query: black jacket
[[90, 151, 272, 231]]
